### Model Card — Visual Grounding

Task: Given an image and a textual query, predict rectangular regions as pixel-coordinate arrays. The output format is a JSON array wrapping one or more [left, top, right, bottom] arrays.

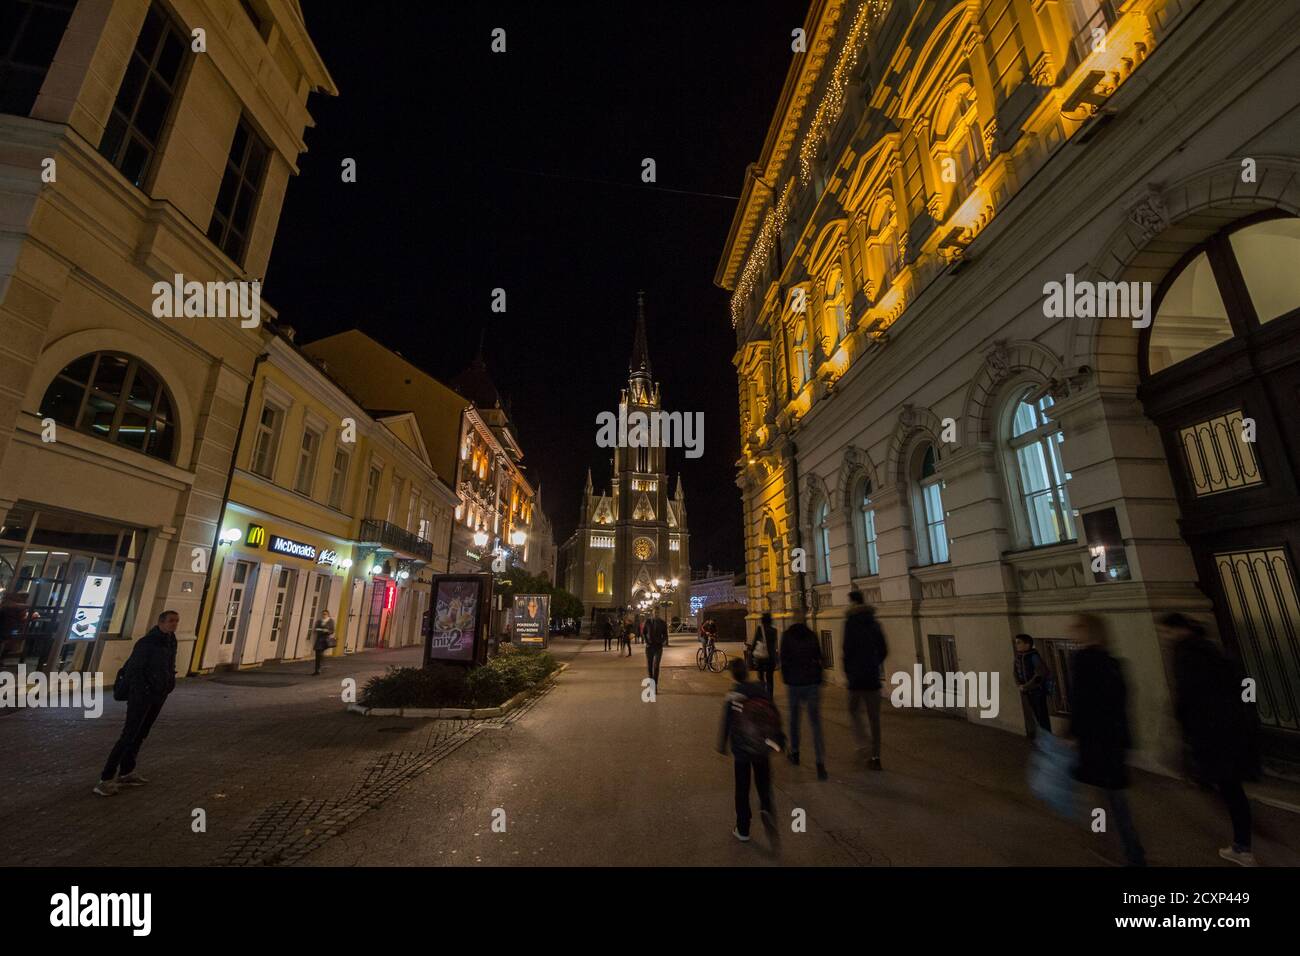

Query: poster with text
[[512, 594, 549, 647], [427, 579, 482, 662]]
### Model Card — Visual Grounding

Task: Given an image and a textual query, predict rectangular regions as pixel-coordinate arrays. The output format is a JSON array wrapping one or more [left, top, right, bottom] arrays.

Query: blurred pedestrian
[[747, 612, 778, 696], [1014, 633, 1053, 737], [843, 591, 887, 770], [1165, 612, 1260, 866], [602, 616, 613, 652], [645, 612, 668, 688], [1068, 613, 1146, 866], [780, 619, 828, 780], [718, 657, 783, 845], [621, 618, 633, 657], [312, 610, 335, 675], [96, 610, 179, 796]]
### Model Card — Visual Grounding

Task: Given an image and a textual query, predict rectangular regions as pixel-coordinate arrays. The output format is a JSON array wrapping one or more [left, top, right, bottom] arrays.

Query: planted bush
[[358, 650, 558, 709]]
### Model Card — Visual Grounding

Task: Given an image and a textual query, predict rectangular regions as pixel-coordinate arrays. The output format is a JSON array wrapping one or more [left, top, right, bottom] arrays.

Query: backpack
[[733, 693, 781, 757]]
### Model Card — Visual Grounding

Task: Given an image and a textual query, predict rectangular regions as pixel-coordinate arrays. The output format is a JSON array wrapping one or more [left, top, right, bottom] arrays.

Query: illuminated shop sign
[[246, 524, 267, 547], [318, 549, 338, 566], [269, 535, 317, 561]]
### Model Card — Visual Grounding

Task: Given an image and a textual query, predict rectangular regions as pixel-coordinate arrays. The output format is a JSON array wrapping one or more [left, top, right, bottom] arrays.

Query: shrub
[[358, 652, 558, 709]]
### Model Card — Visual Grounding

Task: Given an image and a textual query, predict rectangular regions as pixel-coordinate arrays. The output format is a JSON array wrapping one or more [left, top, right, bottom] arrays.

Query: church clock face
[[633, 537, 654, 561]]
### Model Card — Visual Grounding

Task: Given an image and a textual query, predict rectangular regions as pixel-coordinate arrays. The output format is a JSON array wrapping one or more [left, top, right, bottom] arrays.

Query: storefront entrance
[[0, 505, 142, 674], [1138, 214, 1300, 761]]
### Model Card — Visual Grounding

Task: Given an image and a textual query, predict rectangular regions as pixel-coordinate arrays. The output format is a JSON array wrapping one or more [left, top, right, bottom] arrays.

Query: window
[[39, 351, 176, 461], [1178, 410, 1263, 496], [249, 401, 283, 478], [824, 268, 848, 346], [1, 0, 77, 117], [363, 465, 382, 518], [387, 476, 405, 524], [1148, 252, 1231, 373], [854, 478, 879, 576], [981, 0, 1030, 97], [99, 2, 188, 188], [902, 135, 927, 219], [1228, 217, 1300, 325], [327, 448, 349, 509], [596, 568, 606, 594], [294, 427, 320, 496], [1006, 391, 1076, 546], [207, 115, 270, 265], [910, 444, 948, 565], [1041, 638, 1082, 716], [813, 497, 831, 584], [792, 319, 811, 390]]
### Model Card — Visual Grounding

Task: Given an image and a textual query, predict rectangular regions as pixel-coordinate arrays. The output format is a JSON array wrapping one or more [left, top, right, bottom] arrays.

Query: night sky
[[268, 2, 803, 574]]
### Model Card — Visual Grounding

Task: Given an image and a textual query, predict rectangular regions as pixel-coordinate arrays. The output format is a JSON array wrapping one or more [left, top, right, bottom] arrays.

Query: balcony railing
[[359, 518, 433, 562]]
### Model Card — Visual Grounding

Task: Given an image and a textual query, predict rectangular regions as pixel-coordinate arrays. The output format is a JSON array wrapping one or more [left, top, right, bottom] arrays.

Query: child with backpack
[[718, 658, 785, 845]]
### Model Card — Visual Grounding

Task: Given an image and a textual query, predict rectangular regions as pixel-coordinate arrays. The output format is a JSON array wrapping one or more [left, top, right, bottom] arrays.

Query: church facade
[[559, 300, 691, 623]]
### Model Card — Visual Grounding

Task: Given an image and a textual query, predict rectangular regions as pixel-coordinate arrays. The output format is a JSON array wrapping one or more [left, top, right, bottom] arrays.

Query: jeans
[[622, 638, 632, 657], [314, 647, 325, 673], [787, 684, 825, 764], [734, 755, 773, 836], [1106, 788, 1147, 866], [102, 693, 167, 780], [604, 635, 612, 650], [646, 644, 663, 686], [848, 687, 882, 759], [1219, 778, 1252, 851]]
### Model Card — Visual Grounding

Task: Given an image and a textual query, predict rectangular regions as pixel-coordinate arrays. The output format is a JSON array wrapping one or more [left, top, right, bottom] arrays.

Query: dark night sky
[[267, 2, 802, 574]]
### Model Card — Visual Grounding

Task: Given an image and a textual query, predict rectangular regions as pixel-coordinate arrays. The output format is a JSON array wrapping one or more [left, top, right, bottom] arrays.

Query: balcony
[[359, 518, 433, 562]]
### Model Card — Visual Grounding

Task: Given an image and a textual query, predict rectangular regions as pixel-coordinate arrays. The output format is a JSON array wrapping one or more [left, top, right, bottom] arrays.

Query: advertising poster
[[69, 575, 114, 641], [512, 594, 549, 647], [426, 577, 483, 663]]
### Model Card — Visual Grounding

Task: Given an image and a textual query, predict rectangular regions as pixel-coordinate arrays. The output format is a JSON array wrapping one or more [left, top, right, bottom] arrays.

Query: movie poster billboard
[[511, 594, 549, 648], [425, 575, 491, 665]]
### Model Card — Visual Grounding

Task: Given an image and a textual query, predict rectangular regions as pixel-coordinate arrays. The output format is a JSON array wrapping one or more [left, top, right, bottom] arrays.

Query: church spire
[[629, 291, 651, 379]]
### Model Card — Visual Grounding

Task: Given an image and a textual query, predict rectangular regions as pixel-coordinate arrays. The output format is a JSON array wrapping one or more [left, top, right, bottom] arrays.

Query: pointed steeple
[[629, 291, 652, 379], [674, 476, 685, 500], [584, 467, 593, 493]]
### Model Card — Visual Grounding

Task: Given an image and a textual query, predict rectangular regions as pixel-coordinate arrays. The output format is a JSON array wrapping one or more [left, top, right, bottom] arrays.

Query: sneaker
[[1219, 846, 1258, 867], [732, 827, 751, 843], [93, 779, 119, 797], [788, 752, 800, 766], [117, 771, 148, 786], [869, 757, 883, 771], [817, 763, 829, 781]]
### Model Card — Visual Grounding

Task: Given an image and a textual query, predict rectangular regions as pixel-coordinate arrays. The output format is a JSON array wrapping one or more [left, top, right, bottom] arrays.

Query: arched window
[[813, 496, 831, 584], [853, 477, 879, 576], [792, 318, 811, 391], [909, 444, 948, 565], [1005, 389, 1076, 546], [867, 197, 899, 293], [1148, 216, 1300, 375], [824, 267, 848, 346], [39, 351, 176, 462], [596, 568, 606, 594]]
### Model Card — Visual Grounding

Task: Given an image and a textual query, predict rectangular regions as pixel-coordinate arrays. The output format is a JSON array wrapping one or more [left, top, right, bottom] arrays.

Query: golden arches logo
[[246, 524, 267, 548]]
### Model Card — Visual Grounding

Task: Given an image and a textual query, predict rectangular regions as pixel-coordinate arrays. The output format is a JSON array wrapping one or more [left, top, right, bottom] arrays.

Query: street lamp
[[509, 528, 527, 547], [473, 527, 489, 548]]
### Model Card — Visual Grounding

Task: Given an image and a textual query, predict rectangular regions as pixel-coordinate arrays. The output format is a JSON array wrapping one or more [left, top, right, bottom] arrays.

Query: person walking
[[1014, 633, 1053, 737], [621, 618, 634, 657], [312, 610, 335, 675], [746, 612, 778, 696], [645, 612, 668, 689], [718, 658, 783, 845], [602, 615, 613, 652], [1067, 613, 1146, 866], [780, 619, 828, 780], [843, 591, 887, 770], [95, 610, 180, 796], [1165, 612, 1260, 866]]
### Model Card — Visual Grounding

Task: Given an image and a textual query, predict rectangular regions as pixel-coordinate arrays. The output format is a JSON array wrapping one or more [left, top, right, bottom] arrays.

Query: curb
[[347, 662, 568, 719]]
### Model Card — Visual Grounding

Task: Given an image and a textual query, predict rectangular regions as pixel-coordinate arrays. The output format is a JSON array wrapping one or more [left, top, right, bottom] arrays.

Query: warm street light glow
[[510, 528, 527, 547], [473, 527, 489, 547], [220, 528, 241, 543]]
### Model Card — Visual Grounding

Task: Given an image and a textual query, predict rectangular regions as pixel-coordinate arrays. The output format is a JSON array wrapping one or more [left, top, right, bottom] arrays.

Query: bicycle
[[695, 638, 728, 673]]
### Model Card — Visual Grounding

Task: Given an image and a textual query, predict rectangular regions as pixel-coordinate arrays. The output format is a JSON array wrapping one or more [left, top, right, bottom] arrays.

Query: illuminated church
[[559, 297, 690, 623]]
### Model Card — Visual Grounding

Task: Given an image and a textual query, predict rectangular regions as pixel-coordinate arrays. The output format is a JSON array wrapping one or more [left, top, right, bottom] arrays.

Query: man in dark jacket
[[842, 592, 887, 770], [1067, 613, 1145, 866], [645, 613, 668, 688], [718, 658, 782, 845], [746, 612, 778, 695], [601, 616, 614, 652], [1014, 634, 1052, 737], [780, 620, 828, 780], [1165, 612, 1259, 866], [96, 610, 180, 796]]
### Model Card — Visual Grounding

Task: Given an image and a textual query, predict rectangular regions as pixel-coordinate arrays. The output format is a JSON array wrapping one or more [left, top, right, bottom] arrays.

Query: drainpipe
[[189, 352, 269, 674]]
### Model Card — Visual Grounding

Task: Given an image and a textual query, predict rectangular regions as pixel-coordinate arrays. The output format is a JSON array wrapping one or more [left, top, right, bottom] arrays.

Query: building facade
[[688, 567, 747, 624], [718, 0, 1300, 765], [560, 302, 691, 622], [0, 0, 333, 678]]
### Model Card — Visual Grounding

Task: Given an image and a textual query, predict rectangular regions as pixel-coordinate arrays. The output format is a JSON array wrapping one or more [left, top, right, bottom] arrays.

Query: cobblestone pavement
[[0, 644, 574, 867]]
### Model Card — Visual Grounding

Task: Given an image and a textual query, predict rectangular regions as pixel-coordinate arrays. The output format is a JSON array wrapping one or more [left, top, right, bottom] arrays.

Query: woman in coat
[[312, 610, 335, 675]]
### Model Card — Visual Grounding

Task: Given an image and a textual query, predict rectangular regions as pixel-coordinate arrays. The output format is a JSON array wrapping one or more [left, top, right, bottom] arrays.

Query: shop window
[[249, 400, 283, 478], [208, 114, 270, 265], [99, 2, 189, 188], [910, 444, 948, 566], [0, 0, 77, 117], [39, 351, 176, 462], [853, 477, 879, 577], [1004, 390, 1076, 546]]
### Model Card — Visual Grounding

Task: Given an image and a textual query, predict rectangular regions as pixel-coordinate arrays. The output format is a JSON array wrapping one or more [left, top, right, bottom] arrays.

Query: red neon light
[[384, 582, 396, 612]]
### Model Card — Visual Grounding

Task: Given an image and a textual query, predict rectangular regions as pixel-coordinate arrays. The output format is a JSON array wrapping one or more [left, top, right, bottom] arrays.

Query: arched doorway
[[1138, 212, 1300, 759]]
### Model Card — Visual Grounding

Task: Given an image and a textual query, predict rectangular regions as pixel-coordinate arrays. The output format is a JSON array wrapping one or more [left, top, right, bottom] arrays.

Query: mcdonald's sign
[[246, 524, 267, 548]]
